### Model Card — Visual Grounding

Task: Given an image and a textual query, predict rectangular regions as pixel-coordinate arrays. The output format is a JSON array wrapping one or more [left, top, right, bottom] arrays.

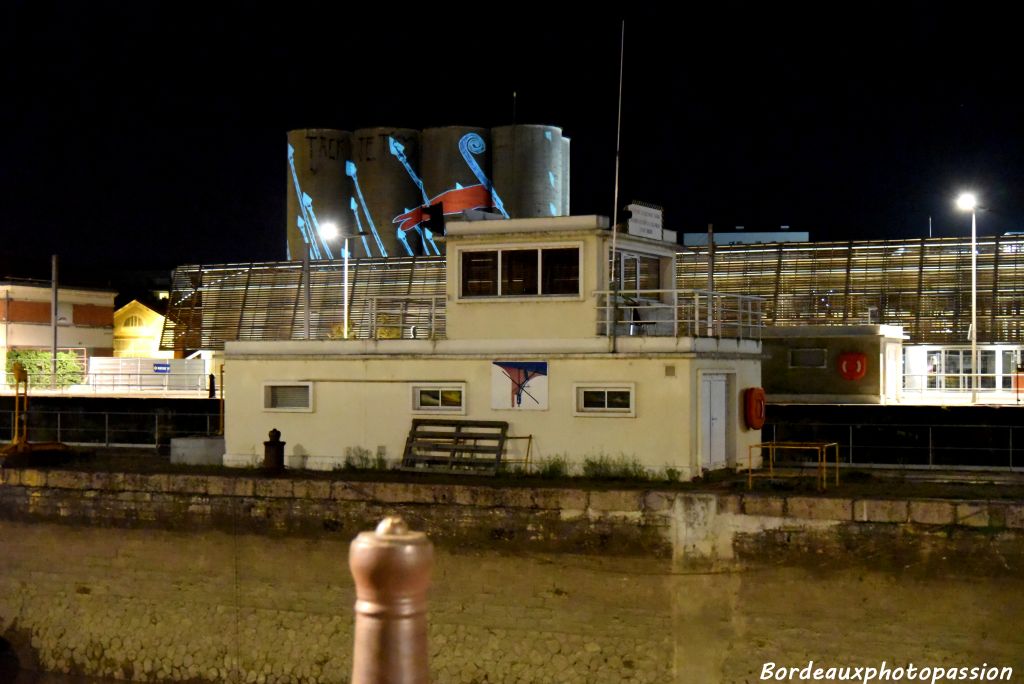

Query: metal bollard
[[263, 428, 285, 471], [349, 516, 434, 684]]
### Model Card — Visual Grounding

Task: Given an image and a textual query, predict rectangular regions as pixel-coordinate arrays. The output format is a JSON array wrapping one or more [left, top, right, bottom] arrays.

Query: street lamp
[[319, 222, 350, 340], [956, 192, 978, 404]]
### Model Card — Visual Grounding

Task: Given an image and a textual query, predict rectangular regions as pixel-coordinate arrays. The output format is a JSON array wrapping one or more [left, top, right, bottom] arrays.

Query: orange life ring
[[838, 352, 868, 381], [743, 387, 766, 430]]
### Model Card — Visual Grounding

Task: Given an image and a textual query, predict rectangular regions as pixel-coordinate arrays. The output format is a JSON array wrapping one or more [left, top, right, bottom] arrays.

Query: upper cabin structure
[[221, 215, 764, 479]]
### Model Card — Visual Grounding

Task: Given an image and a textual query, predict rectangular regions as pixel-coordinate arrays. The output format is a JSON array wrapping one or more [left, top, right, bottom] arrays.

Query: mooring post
[[349, 516, 434, 684], [263, 428, 285, 471]]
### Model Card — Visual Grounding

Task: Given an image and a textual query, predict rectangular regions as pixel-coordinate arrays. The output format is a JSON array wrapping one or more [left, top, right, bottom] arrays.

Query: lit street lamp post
[[319, 222, 350, 339], [956, 193, 979, 404]]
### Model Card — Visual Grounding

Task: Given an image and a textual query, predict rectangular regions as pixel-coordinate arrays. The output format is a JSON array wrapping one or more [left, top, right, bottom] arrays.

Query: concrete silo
[[560, 135, 571, 216], [286, 129, 353, 261], [491, 125, 565, 219], [349, 127, 425, 257], [421, 126, 492, 201]]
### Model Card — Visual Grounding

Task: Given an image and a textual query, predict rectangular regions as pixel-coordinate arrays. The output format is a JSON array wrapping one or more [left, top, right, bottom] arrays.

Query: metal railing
[[768, 420, 1023, 469], [363, 295, 445, 340], [2, 372, 211, 394], [902, 372, 1023, 393], [1, 409, 221, 448], [595, 289, 764, 340]]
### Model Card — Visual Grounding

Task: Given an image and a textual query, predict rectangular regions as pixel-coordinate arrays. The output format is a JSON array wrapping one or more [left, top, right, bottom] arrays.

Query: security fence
[[0, 409, 220, 448], [768, 419, 1024, 469]]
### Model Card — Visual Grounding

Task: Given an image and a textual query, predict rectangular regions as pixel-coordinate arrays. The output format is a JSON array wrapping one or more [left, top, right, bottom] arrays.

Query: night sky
[[4, 3, 1022, 286]]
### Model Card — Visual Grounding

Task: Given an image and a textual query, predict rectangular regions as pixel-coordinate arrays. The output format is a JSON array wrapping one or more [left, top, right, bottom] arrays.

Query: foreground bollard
[[263, 428, 285, 471], [349, 516, 434, 684]]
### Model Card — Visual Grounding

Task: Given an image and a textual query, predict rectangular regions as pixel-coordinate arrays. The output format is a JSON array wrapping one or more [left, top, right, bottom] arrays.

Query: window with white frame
[[460, 246, 580, 298], [263, 382, 313, 411], [573, 383, 635, 417], [411, 383, 466, 413]]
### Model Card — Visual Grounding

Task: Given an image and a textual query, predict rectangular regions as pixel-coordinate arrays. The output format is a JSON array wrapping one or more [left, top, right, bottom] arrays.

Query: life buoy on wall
[[838, 351, 868, 381], [743, 387, 767, 430]]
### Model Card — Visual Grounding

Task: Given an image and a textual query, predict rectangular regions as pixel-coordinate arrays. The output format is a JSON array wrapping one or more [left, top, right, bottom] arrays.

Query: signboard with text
[[626, 203, 664, 240]]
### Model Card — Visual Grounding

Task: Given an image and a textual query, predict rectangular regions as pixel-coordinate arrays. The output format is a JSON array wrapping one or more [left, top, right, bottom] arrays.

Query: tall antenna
[[512, 91, 517, 124], [609, 20, 625, 352]]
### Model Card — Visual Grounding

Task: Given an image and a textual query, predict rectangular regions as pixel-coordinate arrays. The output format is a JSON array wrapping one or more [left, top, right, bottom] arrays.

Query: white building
[[1, 280, 115, 384], [222, 216, 764, 479]]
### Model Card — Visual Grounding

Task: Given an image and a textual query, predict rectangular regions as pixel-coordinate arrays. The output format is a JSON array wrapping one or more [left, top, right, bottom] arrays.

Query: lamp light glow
[[956, 193, 977, 211], [320, 222, 339, 239]]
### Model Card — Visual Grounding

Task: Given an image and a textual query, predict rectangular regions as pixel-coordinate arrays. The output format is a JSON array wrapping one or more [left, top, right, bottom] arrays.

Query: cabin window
[[573, 383, 636, 417], [789, 348, 827, 368], [412, 384, 466, 414], [263, 382, 313, 412], [123, 315, 144, 328], [461, 247, 580, 298]]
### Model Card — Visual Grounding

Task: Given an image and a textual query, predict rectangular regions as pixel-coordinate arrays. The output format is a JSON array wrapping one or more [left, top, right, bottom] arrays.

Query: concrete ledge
[[855, 499, 909, 523], [956, 502, 990, 527], [742, 495, 785, 518], [170, 436, 224, 466], [909, 500, 956, 526], [786, 496, 851, 521]]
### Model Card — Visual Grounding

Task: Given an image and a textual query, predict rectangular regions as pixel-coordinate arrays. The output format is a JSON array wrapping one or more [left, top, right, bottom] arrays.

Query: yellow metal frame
[[4, 363, 30, 455], [747, 441, 840, 491], [503, 435, 534, 471]]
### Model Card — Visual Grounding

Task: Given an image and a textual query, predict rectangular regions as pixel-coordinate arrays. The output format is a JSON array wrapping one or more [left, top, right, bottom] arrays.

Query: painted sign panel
[[626, 203, 664, 240], [491, 361, 548, 410]]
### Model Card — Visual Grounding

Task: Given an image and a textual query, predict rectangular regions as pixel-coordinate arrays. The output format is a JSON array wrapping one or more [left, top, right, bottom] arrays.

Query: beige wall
[[224, 348, 761, 479]]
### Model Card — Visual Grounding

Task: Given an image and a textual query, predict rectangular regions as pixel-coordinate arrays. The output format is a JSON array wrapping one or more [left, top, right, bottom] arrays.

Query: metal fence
[[3, 372, 210, 394], [1, 409, 221, 447], [768, 420, 1023, 469], [595, 289, 764, 340]]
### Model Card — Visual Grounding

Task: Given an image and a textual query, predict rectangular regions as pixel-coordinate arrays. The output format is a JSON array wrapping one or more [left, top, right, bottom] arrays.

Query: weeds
[[534, 455, 571, 479], [343, 446, 388, 471], [581, 454, 650, 480]]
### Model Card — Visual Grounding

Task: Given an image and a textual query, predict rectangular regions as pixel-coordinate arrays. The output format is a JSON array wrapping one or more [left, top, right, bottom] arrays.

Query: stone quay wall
[[2, 468, 1024, 564]]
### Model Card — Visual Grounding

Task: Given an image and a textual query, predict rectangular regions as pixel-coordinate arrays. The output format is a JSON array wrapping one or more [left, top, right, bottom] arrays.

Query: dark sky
[[4, 3, 1022, 284]]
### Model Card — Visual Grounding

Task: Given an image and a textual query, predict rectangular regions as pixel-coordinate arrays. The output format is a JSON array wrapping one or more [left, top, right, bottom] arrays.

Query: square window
[[501, 250, 539, 295], [541, 248, 580, 295], [263, 383, 313, 412], [461, 251, 498, 296]]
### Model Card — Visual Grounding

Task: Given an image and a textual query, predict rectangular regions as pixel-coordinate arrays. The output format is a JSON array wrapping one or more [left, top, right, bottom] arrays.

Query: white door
[[700, 374, 728, 470]]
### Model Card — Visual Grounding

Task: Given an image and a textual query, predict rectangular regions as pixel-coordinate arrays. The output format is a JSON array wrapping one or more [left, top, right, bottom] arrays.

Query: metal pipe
[[343, 239, 350, 339], [304, 243, 311, 340], [349, 516, 434, 684], [609, 20, 625, 353], [51, 254, 58, 389], [971, 210, 978, 404]]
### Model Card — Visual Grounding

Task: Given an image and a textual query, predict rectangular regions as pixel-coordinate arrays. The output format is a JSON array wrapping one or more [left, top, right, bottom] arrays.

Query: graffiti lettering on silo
[[492, 125, 566, 219], [287, 124, 571, 260], [286, 129, 354, 261]]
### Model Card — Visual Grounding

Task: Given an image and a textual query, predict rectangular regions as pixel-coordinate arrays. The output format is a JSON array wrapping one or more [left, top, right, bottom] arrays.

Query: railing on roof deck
[[361, 295, 446, 340], [595, 289, 764, 340]]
